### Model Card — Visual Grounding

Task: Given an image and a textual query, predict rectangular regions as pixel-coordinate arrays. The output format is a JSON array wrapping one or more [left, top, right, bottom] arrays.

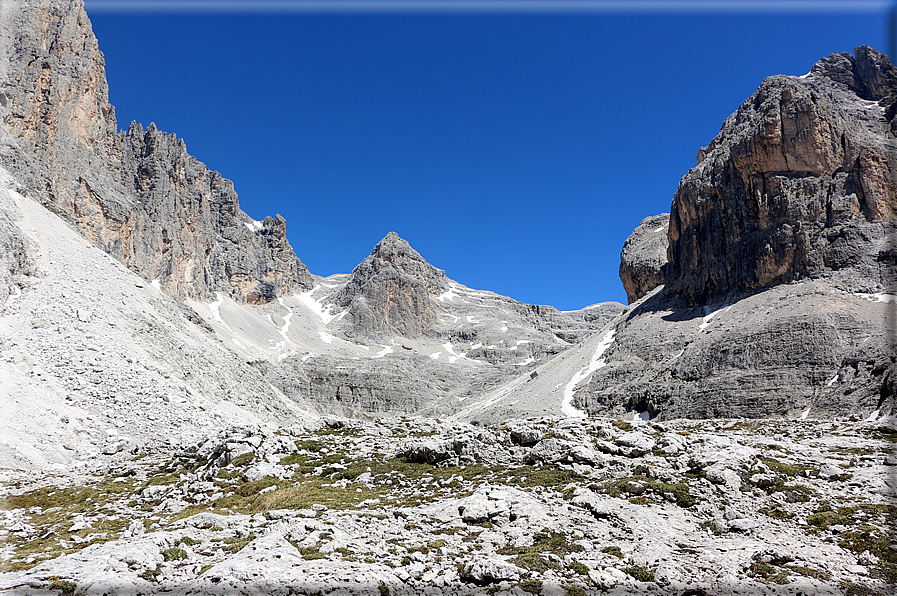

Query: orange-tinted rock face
[[667, 46, 897, 307], [0, 0, 312, 304]]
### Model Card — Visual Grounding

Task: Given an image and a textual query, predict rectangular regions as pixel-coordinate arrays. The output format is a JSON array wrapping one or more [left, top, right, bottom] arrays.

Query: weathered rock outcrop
[[331, 232, 449, 337], [579, 48, 897, 420], [667, 46, 897, 307], [0, 0, 312, 304], [619, 213, 669, 304]]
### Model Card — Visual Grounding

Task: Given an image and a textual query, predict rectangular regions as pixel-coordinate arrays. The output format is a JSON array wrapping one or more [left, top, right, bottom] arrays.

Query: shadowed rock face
[[332, 232, 449, 337], [0, 0, 313, 304], [619, 213, 669, 304], [667, 46, 897, 307]]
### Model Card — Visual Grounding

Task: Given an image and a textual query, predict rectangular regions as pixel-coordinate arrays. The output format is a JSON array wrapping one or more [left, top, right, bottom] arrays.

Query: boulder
[[462, 556, 521, 583]]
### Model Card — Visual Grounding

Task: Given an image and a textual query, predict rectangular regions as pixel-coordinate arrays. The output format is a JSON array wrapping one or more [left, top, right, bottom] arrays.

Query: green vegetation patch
[[600, 475, 695, 508], [759, 506, 794, 520], [0, 478, 138, 572], [517, 578, 543, 594], [759, 456, 815, 477], [838, 525, 897, 583], [623, 565, 655, 582], [749, 561, 790, 585], [498, 530, 584, 573], [601, 546, 623, 558], [161, 547, 187, 562]]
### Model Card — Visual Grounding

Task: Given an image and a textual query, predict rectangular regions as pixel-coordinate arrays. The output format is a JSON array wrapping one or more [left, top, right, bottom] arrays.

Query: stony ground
[[1, 415, 895, 595]]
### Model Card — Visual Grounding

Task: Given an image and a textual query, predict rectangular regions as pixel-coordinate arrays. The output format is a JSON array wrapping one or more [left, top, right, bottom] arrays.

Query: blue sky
[[86, 0, 892, 309]]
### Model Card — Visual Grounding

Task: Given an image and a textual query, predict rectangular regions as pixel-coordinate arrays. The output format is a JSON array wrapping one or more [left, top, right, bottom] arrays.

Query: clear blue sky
[[86, 1, 892, 309]]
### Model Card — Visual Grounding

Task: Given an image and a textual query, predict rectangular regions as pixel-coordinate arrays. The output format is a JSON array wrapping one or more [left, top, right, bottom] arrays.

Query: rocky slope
[[0, 0, 313, 305], [172, 230, 623, 418], [0, 164, 316, 472]]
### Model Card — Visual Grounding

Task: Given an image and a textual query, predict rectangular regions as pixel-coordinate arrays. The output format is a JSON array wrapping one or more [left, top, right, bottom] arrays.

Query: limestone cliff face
[[619, 213, 669, 304], [0, 0, 312, 304], [667, 46, 897, 307], [585, 47, 897, 421], [331, 232, 448, 337]]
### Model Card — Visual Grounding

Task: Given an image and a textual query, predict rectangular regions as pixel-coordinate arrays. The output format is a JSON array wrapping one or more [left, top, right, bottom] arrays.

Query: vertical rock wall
[[0, 0, 313, 304], [666, 46, 897, 307]]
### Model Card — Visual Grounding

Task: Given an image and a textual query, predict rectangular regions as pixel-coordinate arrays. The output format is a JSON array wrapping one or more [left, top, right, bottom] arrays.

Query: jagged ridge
[[0, 0, 313, 305]]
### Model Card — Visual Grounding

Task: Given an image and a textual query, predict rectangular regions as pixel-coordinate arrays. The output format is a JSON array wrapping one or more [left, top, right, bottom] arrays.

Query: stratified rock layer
[[667, 46, 897, 306], [0, 0, 312, 304], [619, 213, 669, 304]]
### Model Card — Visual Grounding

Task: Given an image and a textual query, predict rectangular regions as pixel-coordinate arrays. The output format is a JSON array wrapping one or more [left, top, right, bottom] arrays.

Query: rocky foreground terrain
[[1, 415, 896, 595], [1, 0, 897, 594]]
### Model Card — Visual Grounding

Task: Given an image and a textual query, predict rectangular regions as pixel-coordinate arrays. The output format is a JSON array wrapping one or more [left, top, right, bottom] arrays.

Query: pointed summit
[[332, 232, 448, 337]]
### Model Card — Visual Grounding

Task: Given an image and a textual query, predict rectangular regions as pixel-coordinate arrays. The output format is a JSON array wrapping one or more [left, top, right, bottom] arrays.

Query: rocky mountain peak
[[367, 231, 443, 276], [810, 45, 897, 101], [332, 232, 448, 337], [0, 0, 314, 305], [666, 45, 897, 307]]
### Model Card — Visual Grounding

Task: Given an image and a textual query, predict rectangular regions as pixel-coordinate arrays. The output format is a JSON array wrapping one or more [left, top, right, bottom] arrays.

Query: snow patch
[[798, 407, 810, 421], [826, 374, 839, 387], [562, 330, 616, 418], [243, 219, 263, 232], [430, 352, 441, 360], [276, 298, 293, 344], [466, 316, 481, 324], [151, 279, 161, 290], [865, 409, 881, 422], [373, 344, 394, 358], [856, 292, 897, 303], [470, 343, 483, 350], [318, 331, 335, 344], [699, 304, 730, 331], [208, 293, 226, 324], [435, 288, 460, 303], [512, 357, 535, 367], [297, 287, 338, 324], [442, 343, 471, 364]]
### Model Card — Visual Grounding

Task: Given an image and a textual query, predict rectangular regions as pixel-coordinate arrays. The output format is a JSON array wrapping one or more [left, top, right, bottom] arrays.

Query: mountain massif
[[1, 0, 892, 429], [0, 1, 895, 594]]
